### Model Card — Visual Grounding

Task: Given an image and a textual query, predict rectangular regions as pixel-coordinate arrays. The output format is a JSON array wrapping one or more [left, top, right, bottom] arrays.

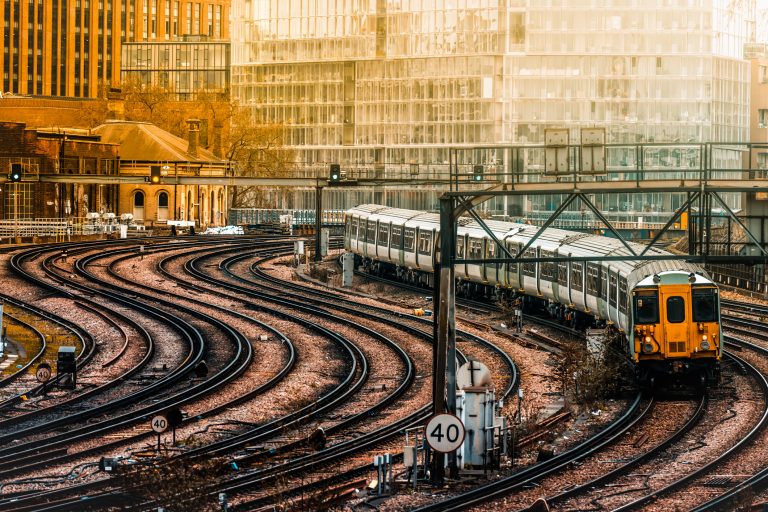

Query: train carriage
[[345, 205, 722, 385]]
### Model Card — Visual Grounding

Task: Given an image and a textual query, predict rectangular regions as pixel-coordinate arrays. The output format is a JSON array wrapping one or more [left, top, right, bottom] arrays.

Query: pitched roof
[[92, 120, 222, 163]]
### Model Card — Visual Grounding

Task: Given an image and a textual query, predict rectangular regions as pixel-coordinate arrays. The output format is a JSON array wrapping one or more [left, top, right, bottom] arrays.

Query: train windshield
[[692, 288, 718, 322], [634, 292, 659, 324]]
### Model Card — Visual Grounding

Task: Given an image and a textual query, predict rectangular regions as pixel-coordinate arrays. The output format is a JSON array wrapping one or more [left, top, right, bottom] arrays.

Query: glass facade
[[122, 40, 230, 99], [232, 0, 755, 211]]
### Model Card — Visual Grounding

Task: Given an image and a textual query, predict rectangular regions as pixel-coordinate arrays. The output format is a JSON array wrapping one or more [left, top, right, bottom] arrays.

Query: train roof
[[635, 270, 714, 287], [347, 205, 708, 282]]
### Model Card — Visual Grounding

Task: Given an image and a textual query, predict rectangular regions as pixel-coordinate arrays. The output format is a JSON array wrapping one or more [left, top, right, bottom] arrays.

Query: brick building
[[0, 122, 119, 222], [0, 0, 229, 98], [93, 119, 230, 227]]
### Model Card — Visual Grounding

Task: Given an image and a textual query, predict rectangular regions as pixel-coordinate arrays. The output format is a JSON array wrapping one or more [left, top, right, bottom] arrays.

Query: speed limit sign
[[425, 413, 465, 453], [35, 363, 52, 383], [151, 415, 169, 433]]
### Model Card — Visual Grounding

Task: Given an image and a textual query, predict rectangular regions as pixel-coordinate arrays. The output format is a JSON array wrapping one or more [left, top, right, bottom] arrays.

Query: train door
[[535, 248, 543, 296], [521, 248, 537, 295], [387, 221, 393, 261], [608, 269, 618, 324], [486, 240, 497, 284], [414, 227, 420, 268], [456, 234, 467, 278], [660, 287, 690, 357], [505, 241, 519, 289], [555, 252, 568, 304], [392, 225, 404, 267]]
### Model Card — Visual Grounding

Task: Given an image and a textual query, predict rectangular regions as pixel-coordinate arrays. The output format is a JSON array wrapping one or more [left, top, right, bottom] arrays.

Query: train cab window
[[378, 224, 389, 247], [634, 292, 659, 324], [457, 237, 465, 259], [667, 296, 685, 323], [391, 226, 403, 249], [692, 289, 718, 322], [557, 261, 568, 286], [418, 231, 432, 255], [540, 251, 555, 280], [367, 221, 377, 243], [522, 249, 536, 277], [571, 262, 583, 292], [618, 278, 628, 314], [404, 228, 416, 251]]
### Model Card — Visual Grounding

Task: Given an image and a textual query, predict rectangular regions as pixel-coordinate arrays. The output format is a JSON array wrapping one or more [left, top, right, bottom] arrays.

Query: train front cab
[[631, 271, 721, 385]]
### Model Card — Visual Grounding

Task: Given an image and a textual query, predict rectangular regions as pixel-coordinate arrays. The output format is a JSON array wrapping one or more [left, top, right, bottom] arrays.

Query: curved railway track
[[0, 238, 519, 511]]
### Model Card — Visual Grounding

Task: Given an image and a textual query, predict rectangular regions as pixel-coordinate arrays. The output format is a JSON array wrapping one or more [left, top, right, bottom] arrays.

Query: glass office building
[[231, 0, 755, 212]]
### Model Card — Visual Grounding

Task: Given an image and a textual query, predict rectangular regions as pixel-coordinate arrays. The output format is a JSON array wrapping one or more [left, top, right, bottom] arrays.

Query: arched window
[[158, 191, 169, 221], [133, 191, 145, 221], [210, 190, 216, 225], [218, 190, 225, 225]]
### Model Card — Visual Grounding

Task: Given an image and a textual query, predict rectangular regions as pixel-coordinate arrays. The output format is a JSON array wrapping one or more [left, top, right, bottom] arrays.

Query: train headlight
[[642, 337, 655, 354]]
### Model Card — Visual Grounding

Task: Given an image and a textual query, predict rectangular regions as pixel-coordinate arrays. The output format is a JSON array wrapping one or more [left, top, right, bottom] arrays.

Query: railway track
[[0, 238, 519, 511]]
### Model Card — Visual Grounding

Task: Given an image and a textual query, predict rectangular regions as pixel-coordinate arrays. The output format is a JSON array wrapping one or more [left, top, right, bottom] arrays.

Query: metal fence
[[0, 218, 126, 239]]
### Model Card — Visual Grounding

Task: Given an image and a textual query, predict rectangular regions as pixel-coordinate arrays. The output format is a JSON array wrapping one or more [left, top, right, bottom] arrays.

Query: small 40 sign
[[151, 415, 169, 433], [425, 413, 465, 453]]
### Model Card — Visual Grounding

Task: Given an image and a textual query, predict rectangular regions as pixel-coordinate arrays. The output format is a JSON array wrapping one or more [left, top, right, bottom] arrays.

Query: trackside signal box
[[57, 346, 77, 389]]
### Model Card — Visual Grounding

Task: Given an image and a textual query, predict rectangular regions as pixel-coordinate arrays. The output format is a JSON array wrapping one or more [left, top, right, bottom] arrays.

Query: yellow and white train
[[345, 204, 722, 385]]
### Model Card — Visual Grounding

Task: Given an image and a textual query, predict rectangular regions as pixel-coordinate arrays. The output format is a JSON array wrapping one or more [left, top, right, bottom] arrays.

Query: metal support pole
[[432, 195, 458, 481], [431, 255, 445, 485], [315, 186, 323, 262]]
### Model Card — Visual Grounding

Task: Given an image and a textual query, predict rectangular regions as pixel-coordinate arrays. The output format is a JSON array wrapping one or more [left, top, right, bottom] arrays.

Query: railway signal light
[[150, 165, 161, 184], [9, 163, 22, 182], [472, 164, 483, 182], [329, 163, 341, 182]]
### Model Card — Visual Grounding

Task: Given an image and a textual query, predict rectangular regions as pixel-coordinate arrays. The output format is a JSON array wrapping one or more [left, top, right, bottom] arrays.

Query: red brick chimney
[[187, 119, 200, 158]]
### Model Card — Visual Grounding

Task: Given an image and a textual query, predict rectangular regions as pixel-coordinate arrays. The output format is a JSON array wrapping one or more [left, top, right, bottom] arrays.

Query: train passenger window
[[404, 228, 416, 251], [392, 226, 403, 249], [378, 224, 389, 246], [522, 249, 536, 277], [487, 242, 495, 263], [692, 289, 718, 322], [457, 237, 465, 258], [634, 293, 659, 324], [609, 274, 617, 308], [618, 278, 628, 314], [571, 262, 583, 292], [367, 221, 377, 243], [557, 261, 568, 286], [469, 238, 483, 259], [418, 231, 432, 255], [667, 296, 685, 323], [541, 251, 555, 280], [586, 264, 599, 294]]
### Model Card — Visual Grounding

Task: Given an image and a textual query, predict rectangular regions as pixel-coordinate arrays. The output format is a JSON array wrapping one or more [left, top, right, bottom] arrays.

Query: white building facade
[[231, 0, 755, 213]]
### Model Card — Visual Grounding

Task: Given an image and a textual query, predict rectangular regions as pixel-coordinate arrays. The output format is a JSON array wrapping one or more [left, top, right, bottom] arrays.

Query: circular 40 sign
[[425, 413, 465, 453], [151, 415, 169, 433]]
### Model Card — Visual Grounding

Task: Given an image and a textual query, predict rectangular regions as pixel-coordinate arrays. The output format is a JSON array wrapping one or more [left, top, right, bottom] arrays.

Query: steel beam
[[577, 194, 638, 256], [710, 191, 768, 256]]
